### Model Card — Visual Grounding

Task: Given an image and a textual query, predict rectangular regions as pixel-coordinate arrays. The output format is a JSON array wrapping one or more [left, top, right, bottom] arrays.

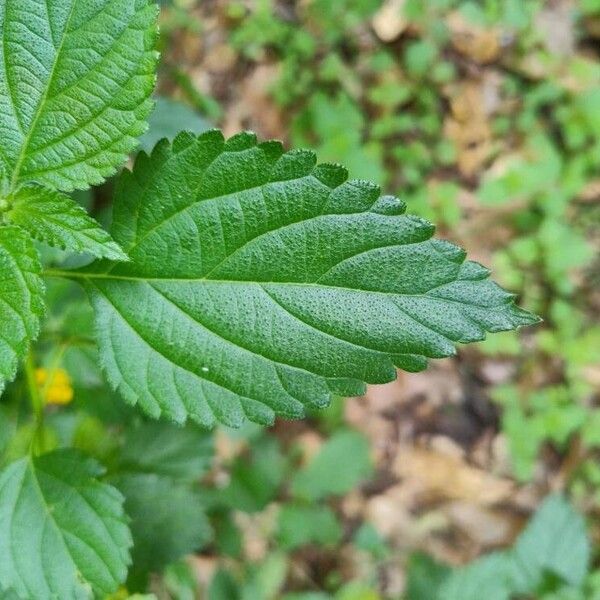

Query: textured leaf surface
[[7, 185, 128, 260], [0, 0, 158, 191], [118, 420, 213, 480], [112, 473, 212, 576], [61, 130, 538, 427], [112, 421, 213, 577], [0, 226, 44, 392], [0, 450, 131, 599]]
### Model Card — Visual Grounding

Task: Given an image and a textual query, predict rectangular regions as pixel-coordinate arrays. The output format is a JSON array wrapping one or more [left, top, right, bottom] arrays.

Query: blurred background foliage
[[3, 0, 600, 598]]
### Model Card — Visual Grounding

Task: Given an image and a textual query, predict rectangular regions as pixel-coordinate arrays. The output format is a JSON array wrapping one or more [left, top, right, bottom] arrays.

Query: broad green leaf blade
[[63, 130, 539, 427], [0, 449, 132, 599], [291, 430, 372, 500], [209, 570, 243, 600], [219, 435, 288, 512], [111, 421, 213, 578], [440, 553, 513, 600], [509, 494, 590, 591], [277, 504, 342, 550], [0, 586, 25, 600], [0, 225, 44, 392], [7, 185, 128, 260], [405, 553, 450, 600], [118, 420, 213, 481], [0, 0, 158, 191], [112, 473, 212, 578]]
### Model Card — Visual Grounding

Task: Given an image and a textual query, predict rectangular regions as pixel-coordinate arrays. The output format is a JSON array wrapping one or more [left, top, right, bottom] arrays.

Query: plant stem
[[24, 351, 44, 456]]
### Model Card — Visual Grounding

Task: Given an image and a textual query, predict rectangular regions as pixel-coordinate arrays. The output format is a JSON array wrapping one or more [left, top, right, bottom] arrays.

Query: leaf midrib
[[44, 268, 507, 320], [32, 465, 123, 587], [3, 458, 82, 598], [8, 0, 79, 190], [43, 267, 458, 297]]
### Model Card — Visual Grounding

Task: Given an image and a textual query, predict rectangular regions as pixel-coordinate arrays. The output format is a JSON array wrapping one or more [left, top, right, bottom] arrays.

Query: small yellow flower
[[35, 368, 74, 406]]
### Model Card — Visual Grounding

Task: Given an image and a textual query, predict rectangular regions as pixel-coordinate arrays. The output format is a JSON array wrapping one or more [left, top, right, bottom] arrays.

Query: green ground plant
[[5, 0, 600, 598], [407, 495, 594, 600], [0, 1, 540, 597]]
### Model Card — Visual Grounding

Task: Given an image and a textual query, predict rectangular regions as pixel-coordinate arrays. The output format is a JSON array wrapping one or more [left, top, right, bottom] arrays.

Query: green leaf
[[111, 421, 213, 577], [404, 552, 450, 600], [291, 93, 385, 184], [0, 588, 25, 600], [219, 435, 287, 512], [439, 495, 590, 600], [209, 570, 242, 600], [251, 552, 289, 600], [509, 494, 590, 592], [353, 523, 390, 560], [0, 225, 44, 391], [440, 553, 513, 600], [118, 420, 213, 480], [112, 473, 212, 577], [163, 560, 201, 600], [7, 185, 128, 260], [277, 504, 342, 550], [291, 430, 372, 500], [0, 0, 158, 191], [0, 449, 131, 599], [58, 130, 539, 427]]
